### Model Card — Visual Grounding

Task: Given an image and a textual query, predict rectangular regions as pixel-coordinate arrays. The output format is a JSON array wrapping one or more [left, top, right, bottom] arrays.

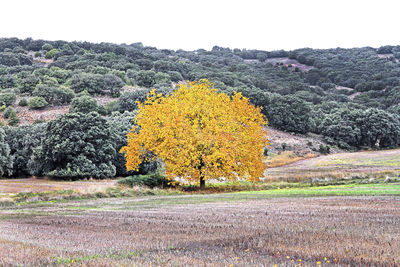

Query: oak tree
[[121, 80, 268, 188]]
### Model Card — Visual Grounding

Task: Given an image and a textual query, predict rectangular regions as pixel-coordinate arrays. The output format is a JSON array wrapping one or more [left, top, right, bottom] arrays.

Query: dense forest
[[0, 37, 399, 179]]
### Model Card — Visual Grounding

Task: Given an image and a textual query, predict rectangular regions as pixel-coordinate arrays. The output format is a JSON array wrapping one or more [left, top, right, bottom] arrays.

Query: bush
[[8, 113, 19, 126], [0, 92, 16, 106], [28, 96, 48, 109], [318, 144, 330, 154], [42, 43, 53, 51], [117, 90, 149, 112], [69, 73, 105, 94], [118, 173, 171, 188], [45, 48, 59, 59], [33, 85, 74, 105], [135, 70, 156, 88], [69, 95, 98, 113], [263, 148, 269, 156], [103, 74, 124, 97], [3, 107, 15, 119], [18, 98, 28, 106], [281, 143, 287, 151], [167, 71, 183, 82]]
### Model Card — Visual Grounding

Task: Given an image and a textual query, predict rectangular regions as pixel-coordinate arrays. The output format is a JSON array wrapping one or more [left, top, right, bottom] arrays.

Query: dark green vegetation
[[118, 173, 172, 189], [0, 37, 400, 179]]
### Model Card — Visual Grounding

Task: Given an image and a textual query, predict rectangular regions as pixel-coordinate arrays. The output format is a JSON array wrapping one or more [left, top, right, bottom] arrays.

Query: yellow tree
[[120, 80, 268, 188]]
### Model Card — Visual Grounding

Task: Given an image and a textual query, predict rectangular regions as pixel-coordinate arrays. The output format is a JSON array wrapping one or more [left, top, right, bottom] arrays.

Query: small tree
[[121, 80, 268, 188]]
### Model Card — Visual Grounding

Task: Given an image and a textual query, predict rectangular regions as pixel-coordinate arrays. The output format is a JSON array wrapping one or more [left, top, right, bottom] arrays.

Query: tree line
[[1, 37, 400, 178]]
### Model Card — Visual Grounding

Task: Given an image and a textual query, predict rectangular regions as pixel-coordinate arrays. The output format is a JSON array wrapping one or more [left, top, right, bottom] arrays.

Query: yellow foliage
[[120, 80, 268, 185]]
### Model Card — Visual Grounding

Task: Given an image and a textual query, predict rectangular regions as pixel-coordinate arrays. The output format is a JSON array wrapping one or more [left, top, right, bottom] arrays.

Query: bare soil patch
[[264, 57, 314, 72], [267, 128, 342, 158]]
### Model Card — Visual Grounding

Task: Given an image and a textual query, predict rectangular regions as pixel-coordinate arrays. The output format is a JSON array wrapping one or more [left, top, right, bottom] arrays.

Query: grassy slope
[[265, 148, 400, 181]]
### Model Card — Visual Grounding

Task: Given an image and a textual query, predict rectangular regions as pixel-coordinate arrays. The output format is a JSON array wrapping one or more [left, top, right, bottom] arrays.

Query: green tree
[[42, 112, 116, 179], [69, 95, 98, 113], [103, 74, 124, 97], [135, 70, 156, 87]]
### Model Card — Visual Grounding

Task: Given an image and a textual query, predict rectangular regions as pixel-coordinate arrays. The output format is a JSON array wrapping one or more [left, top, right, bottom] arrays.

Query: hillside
[[0, 37, 400, 180]]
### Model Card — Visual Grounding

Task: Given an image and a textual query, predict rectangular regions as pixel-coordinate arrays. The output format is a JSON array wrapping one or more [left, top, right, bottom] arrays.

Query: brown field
[[0, 195, 399, 266], [265, 148, 400, 182], [0, 178, 116, 194]]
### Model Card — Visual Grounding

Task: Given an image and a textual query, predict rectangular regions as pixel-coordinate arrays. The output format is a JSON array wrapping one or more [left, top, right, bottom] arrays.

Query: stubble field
[[0, 193, 399, 266]]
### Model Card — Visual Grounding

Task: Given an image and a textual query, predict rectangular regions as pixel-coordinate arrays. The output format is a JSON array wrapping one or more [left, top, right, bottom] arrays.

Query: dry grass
[[0, 178, 117, 194], [264, 151, 316, 168], [0, 195, 399, 266], [265, 148, 400, 182]]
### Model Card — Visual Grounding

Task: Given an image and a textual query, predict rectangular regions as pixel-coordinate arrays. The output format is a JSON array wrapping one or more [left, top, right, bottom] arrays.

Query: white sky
[[1, 0, 400, 51]]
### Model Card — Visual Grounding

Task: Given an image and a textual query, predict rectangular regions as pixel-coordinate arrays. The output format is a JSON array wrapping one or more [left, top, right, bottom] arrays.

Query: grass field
[[265, 148, 400, 181], [0, 184, 400, 266]]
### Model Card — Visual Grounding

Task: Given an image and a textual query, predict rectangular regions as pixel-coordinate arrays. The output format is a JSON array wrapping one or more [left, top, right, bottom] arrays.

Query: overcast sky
[[1, 0, 400, 51]]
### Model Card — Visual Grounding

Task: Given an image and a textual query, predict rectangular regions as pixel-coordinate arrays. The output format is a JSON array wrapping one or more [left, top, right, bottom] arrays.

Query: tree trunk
[[198, 157, 205, 189], [200, 175, 205, 189]]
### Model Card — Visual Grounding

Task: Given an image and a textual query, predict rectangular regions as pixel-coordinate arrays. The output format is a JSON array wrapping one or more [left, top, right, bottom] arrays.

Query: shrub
[[69, 95, 98, 113], [0, 92, 16, 106], [117, 90, 149, 112], [3, 107, 15, 119], [8, 113, 19, 126], [167, 71, 183, 82], [281, 143, 287, 151], [69, 73, 104, 94], [105, 100, 119, 114], [319, 144, 331, 154], [32, 84, 75, 105], [18, 98, 28, 106], [103, 74, 124, 97], [42, 43, 53, 51], [135, 70, 156, 88], [118, 173, 171, 188], [52, 86, 75, 105], [263, 148, 269, 156], [45, 48, 59, 59], [28, 96, 48, 109], [34, 51, 42, 57]]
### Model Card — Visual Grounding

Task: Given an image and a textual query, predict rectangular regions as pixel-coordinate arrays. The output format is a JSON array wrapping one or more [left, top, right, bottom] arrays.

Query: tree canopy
[[120, 80, 268, 188]]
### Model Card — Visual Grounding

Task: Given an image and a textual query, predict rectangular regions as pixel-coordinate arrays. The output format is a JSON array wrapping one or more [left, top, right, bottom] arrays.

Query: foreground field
[[1, 189, 399, 266]]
